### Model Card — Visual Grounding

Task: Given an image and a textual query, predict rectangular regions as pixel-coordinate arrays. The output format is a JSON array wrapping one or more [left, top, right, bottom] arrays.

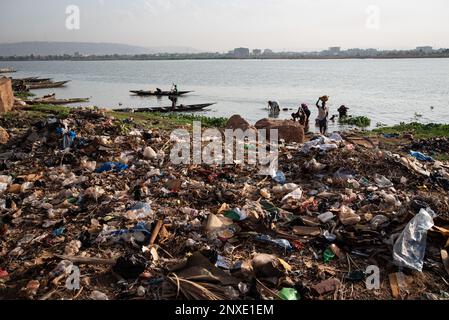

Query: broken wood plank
[[149, 219, 164, 245]]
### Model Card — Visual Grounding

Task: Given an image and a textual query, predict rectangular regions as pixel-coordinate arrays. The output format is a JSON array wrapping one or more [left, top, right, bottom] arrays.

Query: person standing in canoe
[[171, 84, 178, 95], [316, 96, 329, 135]]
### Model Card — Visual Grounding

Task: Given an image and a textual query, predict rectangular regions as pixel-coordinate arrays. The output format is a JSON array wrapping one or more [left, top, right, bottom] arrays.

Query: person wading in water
[[316, 96, 329, 135]]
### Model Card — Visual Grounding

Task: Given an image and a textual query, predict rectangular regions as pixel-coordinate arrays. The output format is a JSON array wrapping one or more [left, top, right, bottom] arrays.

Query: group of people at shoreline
[[268, 97, 349, 135]]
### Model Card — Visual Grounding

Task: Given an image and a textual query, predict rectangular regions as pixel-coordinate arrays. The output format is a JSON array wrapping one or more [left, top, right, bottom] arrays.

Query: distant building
[[263, 49, 274, 55], [252, 49, 262, 56], [328, 47, 341, 55], [233, 47, 250, 58], [416, 46, 433, 53]]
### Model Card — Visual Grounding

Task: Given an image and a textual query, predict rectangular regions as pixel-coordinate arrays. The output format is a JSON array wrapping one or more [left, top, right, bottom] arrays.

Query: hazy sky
[[1, 0, 448, 51]]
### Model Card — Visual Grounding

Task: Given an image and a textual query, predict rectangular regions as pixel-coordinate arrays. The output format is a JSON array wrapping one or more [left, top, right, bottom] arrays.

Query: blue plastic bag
[[272, 171, 286, 185], [410, 151, 433, 162], [95, 162, 129, 173]]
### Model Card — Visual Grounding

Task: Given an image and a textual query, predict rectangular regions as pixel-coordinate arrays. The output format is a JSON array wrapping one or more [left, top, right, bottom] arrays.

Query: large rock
[[255, 118, 305, 143], [0, 78, 13, 113], [226, 114, 253, 131], [0, 126, 9, 145]]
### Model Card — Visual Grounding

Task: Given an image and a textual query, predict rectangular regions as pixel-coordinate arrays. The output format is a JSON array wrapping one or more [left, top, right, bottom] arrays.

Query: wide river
[[2, 59, 449, 131]]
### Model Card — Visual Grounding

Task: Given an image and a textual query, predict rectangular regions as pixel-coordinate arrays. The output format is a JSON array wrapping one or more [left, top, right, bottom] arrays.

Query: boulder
[[226, 114, 254, 131], [255, 118, 304, 143], [0, 127, 9, 145], [0, 78, 13, 113]]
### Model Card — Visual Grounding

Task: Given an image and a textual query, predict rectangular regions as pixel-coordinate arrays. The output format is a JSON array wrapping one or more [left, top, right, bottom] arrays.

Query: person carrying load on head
[[338, 105, 349, 118], [316, 96, 329, 135]]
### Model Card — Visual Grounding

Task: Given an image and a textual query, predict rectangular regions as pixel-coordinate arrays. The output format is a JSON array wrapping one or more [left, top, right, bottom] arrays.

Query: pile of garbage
[[407, 137, 449, 157], [0, 108, 449, 300]]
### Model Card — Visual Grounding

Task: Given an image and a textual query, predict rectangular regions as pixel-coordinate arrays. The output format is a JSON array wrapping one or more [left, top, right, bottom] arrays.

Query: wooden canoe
[[25, 97, 90, 105], [27, 80, 70, 89], [14, 77, 53, 83], [130, 90, 193, 97], [0, 68, 16, 73], [115, 103, 216, 113]]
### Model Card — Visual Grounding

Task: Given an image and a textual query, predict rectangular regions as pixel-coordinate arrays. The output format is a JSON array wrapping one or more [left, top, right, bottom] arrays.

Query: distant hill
[[0, 42, 201, 56]]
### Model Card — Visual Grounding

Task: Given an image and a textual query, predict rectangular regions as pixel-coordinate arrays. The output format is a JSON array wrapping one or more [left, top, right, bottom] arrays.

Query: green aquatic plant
[[339, 116, 371, 127], [373, 122, 449, 138]]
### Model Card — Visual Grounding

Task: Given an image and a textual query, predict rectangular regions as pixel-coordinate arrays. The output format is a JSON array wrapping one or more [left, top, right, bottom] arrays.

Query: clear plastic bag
[[393, 208, 435, 271]]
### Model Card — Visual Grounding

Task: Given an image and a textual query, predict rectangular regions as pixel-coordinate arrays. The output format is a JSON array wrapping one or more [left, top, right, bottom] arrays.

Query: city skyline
[[1, 0, 448, 52]]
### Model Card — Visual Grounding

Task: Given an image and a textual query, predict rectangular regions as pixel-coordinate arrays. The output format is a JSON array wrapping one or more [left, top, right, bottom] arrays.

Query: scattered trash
[[0, 269, 9, 278], [345, 271, 365, 282], [1, 108, 448, 300], [311, 278, 341, 296], [339, 205, 361, 225], [143, 146, 157, 159], [124, 202, 153, 220], [441, 249, 449, 276], [112, 254, 147, 279], [318, 212, 334, 223], [252, 254, 289, 278], [90, 290, 109, 300], [374, 174, 394, 188]]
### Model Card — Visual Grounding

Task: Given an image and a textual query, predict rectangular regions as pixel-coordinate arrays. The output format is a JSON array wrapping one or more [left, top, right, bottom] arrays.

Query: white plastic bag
[[393, 208, 435, 271]]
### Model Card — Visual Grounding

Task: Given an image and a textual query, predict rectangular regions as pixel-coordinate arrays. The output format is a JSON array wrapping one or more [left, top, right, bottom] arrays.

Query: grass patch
[[434, 153, 449, 162], [14, 91, 35, 99], [110, 111, 227, 130], [373, 122, 449, 139], [27, 104, 71, 118], [339, 116, 371, 127], [158, 113, 228, 127]]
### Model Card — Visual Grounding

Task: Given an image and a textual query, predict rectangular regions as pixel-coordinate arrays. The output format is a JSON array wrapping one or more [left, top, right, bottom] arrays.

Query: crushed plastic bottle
[[255, 234, 292, 251], [393, 208, 436, 271]]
